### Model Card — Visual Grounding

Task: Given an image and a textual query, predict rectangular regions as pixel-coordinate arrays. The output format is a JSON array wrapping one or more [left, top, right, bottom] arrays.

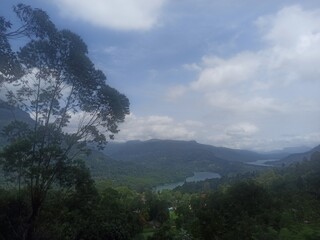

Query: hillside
[[92, 139, 278, 186], [102, 139, 279, 163], [0, 101, 34, 146], [274, 144, 320, 166], [1, 102, 309, 188], [82, 149, 197, 189], [0, 100, 33, 126]]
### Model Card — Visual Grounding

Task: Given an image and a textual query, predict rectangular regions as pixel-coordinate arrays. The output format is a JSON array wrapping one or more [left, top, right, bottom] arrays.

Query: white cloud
[[203, 123, 259, 149], [225, 123, 258, 137], [115, 114, 196, 141], [256, 5, 320, 48], [59, 4, 320, 150], [182, 63, 201, 72], [207, 128, 320, 151], [110, 112, 320, 151], [165, 85, 187, 101], [191, 53, 260, 90], [205, 91, 287, 113], [51, 0, 168, 30], [182, 5, 320, 116], [153, 5, 320, 150], [242, 132, 320, 152]]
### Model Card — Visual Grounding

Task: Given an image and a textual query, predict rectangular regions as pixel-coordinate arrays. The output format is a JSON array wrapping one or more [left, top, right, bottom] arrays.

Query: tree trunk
[[23, 195, 42, 240]]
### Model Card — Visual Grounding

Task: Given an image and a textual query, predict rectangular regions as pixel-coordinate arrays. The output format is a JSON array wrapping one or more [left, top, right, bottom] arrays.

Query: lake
[[154, 171, 221, 192], [246, 159, 279, 167]]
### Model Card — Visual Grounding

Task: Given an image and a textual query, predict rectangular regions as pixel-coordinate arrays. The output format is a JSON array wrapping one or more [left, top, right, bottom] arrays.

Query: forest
[[1, 3, 320, 240]]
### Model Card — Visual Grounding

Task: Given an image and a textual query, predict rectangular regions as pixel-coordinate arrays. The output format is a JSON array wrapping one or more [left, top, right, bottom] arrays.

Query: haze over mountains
[[102, 139, 285, 163], [0, 103, 318, 187], [273, 144, 320, 166], [0, 101, 33, 128]]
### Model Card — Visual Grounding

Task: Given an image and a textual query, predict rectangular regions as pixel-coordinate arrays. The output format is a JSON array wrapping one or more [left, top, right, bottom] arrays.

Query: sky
[[1, 0, 320, 151]]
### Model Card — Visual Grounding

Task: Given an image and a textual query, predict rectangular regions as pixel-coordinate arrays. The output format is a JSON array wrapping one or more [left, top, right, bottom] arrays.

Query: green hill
[[0, 100, 34, 146], [274, 144, 320, 166]]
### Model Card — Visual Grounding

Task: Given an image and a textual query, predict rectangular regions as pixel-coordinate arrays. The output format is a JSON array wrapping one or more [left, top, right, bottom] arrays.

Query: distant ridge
[[275, 144, 320, 166], [103, 139, 279, 163], [0, 100, 34, 127], [0, 100, 34, 145]]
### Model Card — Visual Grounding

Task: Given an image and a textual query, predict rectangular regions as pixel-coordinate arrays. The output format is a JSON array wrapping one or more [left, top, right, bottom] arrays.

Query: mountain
[[102, 139, 277, 164], [259, 146, 312, 159], [274, 144, 320, 166], [3, 102, 315, 188], [0, 101, 33, 126], [99, 139, 280, 176], [281, 146, 312, 153], [86, 139, 262, 188], [0, 101, 34, 146]]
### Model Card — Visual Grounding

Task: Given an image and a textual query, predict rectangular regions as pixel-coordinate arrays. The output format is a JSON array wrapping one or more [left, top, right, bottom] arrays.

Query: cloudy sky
[[1, 0, 320, 151]]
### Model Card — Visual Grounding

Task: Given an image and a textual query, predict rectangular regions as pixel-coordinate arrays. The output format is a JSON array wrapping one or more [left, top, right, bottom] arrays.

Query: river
[[154, 171, 221, 192]]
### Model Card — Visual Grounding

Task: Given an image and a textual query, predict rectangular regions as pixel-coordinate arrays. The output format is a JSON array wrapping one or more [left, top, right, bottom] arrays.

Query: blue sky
[[1, 0, 320, 150]]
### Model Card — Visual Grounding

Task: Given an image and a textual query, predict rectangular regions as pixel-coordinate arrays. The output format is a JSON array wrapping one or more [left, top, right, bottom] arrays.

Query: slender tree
[[0, 4, 129, 239]]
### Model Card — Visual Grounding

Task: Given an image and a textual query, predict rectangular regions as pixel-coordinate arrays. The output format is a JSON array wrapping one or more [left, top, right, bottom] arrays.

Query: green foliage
[[56, 187, 143, 240], [0, 150, 320, 239], [0, 183, 146, 239], [190, 181, 276, 239], [170, 151, 320, 240]]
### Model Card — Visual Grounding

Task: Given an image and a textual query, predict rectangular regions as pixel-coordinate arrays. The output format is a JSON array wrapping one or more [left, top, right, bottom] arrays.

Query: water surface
[[246, 159, 279, 167], [154, 171, 221, 192]]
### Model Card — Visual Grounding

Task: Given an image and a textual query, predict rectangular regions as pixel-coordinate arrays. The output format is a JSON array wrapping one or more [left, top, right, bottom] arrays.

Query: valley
[[0, 102, 315, 190]]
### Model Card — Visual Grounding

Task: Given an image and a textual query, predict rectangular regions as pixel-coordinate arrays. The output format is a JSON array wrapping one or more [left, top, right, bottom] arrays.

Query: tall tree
[[0, 4, 129, 239]]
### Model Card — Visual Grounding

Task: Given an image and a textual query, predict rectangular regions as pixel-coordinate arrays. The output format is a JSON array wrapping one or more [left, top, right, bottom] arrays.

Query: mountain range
[[102, 139, 270, 163], [0, 103, 319, 188], [272, 144, 320, 166]]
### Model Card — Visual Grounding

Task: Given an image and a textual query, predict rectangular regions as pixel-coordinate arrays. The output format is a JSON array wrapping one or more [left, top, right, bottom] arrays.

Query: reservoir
[[246, 159, 279, 167], [154, 171, 221, 192]]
